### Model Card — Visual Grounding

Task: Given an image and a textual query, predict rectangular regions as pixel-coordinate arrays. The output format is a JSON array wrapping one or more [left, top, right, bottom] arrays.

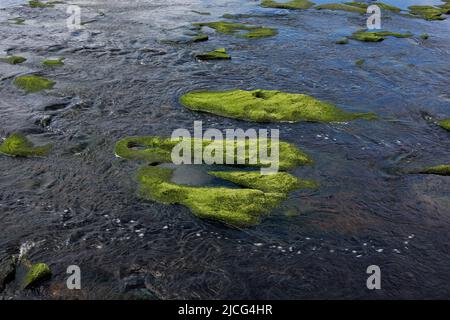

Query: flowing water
[[0, 0, 449, 299]]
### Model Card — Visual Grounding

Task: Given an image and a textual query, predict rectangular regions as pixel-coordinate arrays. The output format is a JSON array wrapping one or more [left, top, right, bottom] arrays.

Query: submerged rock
[[196, 48, 231, 60], [0, 257, 16, 292], [1, 56, 27, 65], [261, 0, 315, 10], [209, 171, 317, 193], [344, 2, 401, 13], [42, 57, 64, 67], [193, 21, 277, 39], [0, 133, 52, 157], [179, 89, 376, 122], [28, 0, 55, 8], [439, 119, 450, 131], [336, 38, 349, 45], [192, 34, 209, 42], [14, 75, 55, 93], [9, 18, 25, 25], [315, 3, 367, 14], [350, 30, 412, 42], [21, 262, 51, 289]]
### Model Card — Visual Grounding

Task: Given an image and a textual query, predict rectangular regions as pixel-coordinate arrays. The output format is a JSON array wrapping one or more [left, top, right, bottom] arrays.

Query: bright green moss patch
[[350, 30, 412, 42], [193, 21, 277, 39], [417, 165, 450, 176], [14, 75, 55, 93], [408, 5, 446, 20], [21, 263, 51, 289], [261, 0, 315, 10], [115, 136, 312, 170], [137, 165, 285, 227], [209, 171, 317, 193], [344, 2, 401, 13], [180, 89, 376, 123], [1, 56, 26, 65], [0, 133, 52, 157], [28, 0, 54, 8], [42, 57, 64, 67], [315, 3, 367, 14], [196, 48, 231, 60], [439, 119, 450, 131]]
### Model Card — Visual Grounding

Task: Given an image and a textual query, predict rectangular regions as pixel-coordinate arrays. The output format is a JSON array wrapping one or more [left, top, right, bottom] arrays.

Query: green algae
[[1, 56, 26, 65], [344, 2, 401, 13], [192, 34, 209, 42], [417, 165, 450, 176], [116, 135, 314, 227], [439, 119, 450, 131], [14, 75, 55, 93], [0, 133, 52, 157], [191, 10, 211, 16], [420, 33, 430, 40], [408, 5, 446, 20], [196, 48, 231, 60], [180, 89, 376, 123], [28, 0, 54, 8], [209, 171, 318, 193], [261, 0, 315, 10], [42, 57, 64, 67], [193, 21, 277, 39], [115, 136, 312, 170], [355, 59, 365, 66], [9, 18, 25, 25], [137, 165, 285, 227], [315, 3, 367, 14], [350, 30, 412, 42], [21, 263, 51, 289], [336, 38, 349, 45]]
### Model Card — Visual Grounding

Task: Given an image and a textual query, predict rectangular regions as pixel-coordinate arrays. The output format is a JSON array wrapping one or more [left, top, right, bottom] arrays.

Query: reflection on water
[[0, 0, 450, 299]]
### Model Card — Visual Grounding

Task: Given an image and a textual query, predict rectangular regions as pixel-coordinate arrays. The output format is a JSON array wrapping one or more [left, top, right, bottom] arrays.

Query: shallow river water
[[1, 0, 450, 299]]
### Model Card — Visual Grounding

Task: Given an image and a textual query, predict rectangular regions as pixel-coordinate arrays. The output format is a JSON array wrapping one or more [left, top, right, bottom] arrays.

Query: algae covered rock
[[192, 34, 209, 42], [209, 171, 317, 193], [115, 136, 312, 170], [14, 75, 55, 93], [42, 57, 64, 67], [315, 3, 367, 14], [193, 21, 277, 39], [344, 2, 401, 13], [0, 133, 52, 157], [408, 5, 446, 20], [439, 119, 450, 131], [196, 48, 231, 60], [1, 56, 26, 65], [261, 0, 315, 10], [137, 166, 285, 227], [417, 165, 450, 176], [350, 30, 412, 42], [116, 135, 315, 227], [21, 262, 51, 289], [180, 89, 375, 123], [28, 0, 55, 8]]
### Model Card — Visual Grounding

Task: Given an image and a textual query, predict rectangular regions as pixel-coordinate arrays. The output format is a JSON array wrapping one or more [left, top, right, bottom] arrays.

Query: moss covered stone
[[115, 136, 312, 169], [21, 263, 51, 289], [315, 3, 367, 14], [196, 48, 231, 60], [355, 59, 365, 66], [344, 2, 401, 13], [336, 38, 349, 45], [180, 89, 375, 123], [1, 56, 26, 65], [28, 0, 54, 8], [408, 5, 446, 20], [417, 165, 450, 176], [192, 34, 209, 42], [138, 166, 286, 227], [0, 133, 52, 157], [42, 57, 64, 67], [439, 119, 450, 131], [9, 18, 25, 25], [350, 30, 412, 42], [193, 21, 277, 39], [14, 75, 55, 93], [209, 171, 317, 193], [261, 0, 315, 10]]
